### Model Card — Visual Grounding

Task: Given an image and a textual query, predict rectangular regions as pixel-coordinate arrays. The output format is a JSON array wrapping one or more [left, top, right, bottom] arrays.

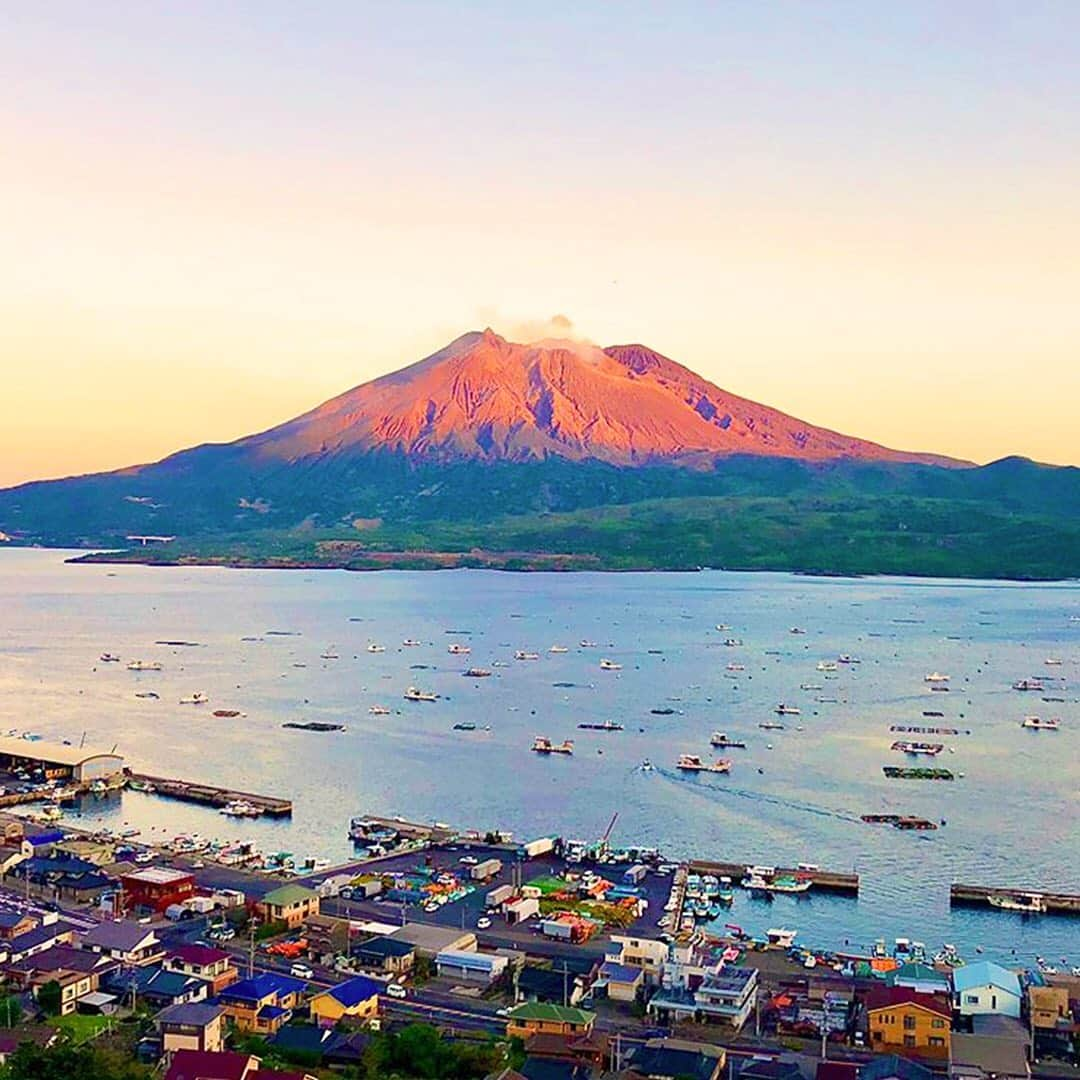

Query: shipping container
[[542, 918, 574, 940], [623, 864, 648, 885], [470, 858, 503, 881], [486, 884, 514, 907], [520, 836, 556, 858]]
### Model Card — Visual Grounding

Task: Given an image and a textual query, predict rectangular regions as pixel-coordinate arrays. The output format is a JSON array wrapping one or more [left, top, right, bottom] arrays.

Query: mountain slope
[[236, 330, 962, 467]]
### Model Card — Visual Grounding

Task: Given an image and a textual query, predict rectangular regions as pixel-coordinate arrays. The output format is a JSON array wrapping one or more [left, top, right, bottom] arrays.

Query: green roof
[[507, 1002, 595, 1025], [261, 883, 318, 906], [886, 962, 950, 986]]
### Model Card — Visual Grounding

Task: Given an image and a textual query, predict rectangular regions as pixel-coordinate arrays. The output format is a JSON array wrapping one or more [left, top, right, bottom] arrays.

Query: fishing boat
[[883, 766, 954, 780], [715, 623, 732, 631], [763, 874, 812, 895], [790, 627, 806, 635], [599, 658, 622, 671], [838, 654, 860, 664], [447, 643, 471, 655], [127, 779, 157, 793], [515, 650, 540, 661], [462, 667, 492, 678], [710, 733, 746, 748], [639, 759, 655, 772], [759, 721, 785, 730], [403, 686, 438, 702], [453, 722, 477, 731], [717, 876, 734, 904], [127, 660, 163, 672], [816, 661, 838, 672], [722, 638, 743, 647], [726, 663, 746, 672], [577, 719, 624, 731], [1021, 716, 1059, 730], [676, 754, 731, 773], [365, 644, 385, 654], [213, 709, 243, 718], [220, 800, 261, 817], [891, 740, 945, 756], [1012, 678, 1045, 691], [579, 640, 598, 648], [549, 645, 569, 653], [988, 892, 1046, 914], [800, 683, 823, 691], [924, 672, 950, 683], [368, 704, 392, 715], [767, 927, 798, 947], [1044, 657, 1063, 666], [134, 691, 160, 699], [531, 736, 573, 754], [402, 638, 422, 647], [99, 653, 120, 663], [650, 707, 676, 715], [775, 704, 801, 716], [179, 692, 209, 705]]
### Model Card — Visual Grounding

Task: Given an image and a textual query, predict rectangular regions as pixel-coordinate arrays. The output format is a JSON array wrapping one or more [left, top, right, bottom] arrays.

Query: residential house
[[951, 1032, 1031, 1080], [103, 964, 209, 1009], [1028, 984, 1074, 1059], [953, 962, 1023, 1019], [351, 934, 415, 976], [302, 913, 349, 965], [515, 963, 588, 1006], [390, 923, 476, 958], [80, 920, 164, 966], [521, 1031, 608, 1070], [7, 918, 77, 964], [0, 1025, 58, 1065], [308, 975, 382, 1027], [647, 959, 759, 1031], [157, 1001, 226, 1054], [268, 1025, 371, 1070], [596, 961, 643, 1003], [218, 972, 306, 1035], [605, 935, 668, 984], [858, 1055, 934, 1080], [866, 986, 952, 1060], [256, 884, 320, 929], [732, 1059, 802, 1080], [887, 962, 952, 997], [4, 943, 113, 990], [164, 1049, 258, 1080], [0, 910, 38, 940], [623, 1037, 726, 1080], [165, 945, 238, 994], [121, 867, 196, 914], [505, 1002, 596, 1040]]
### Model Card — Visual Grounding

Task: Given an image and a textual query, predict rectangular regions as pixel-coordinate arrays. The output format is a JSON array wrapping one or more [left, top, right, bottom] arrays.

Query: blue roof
[[953, 960, 1021, 997], [28, 830, 65, 846], [220, 971, 305, 1003], [599, 961, 643, 984], [325, 975, 382, 1007], [258, 1004, 290, 1020]]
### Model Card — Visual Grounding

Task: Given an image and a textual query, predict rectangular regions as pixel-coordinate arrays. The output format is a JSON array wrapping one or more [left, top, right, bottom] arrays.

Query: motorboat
[[710, 733, 746, 748], [1012, 678, 1045, 691], [531, 736, 573, 754], [816, 661, 838, 672], [549, 645, 569, 653], [577, 719, 624, 731], [447, 643, 471, 655], [462, 667, 492, 677], [366, 643, 385, 654], [179, 692, 209, 705], [368, 705, 392, 715], [1020, 716, 1060, 730], [891, 740, 945, 755], [515, 650, 540, 661], [677, 754, 731, 773], [403, 686, 438, 702], [924, 672, 950, 683], [988, 892, 1046, 914], [402, 638, 422, 647], [99, 653, 121, 663], [767, 927, 798, 947], [723, 638, 743, 647], [775, 704, 801, 716], [579, 640, 598, 648], [838, 654, 860, 664], [639, 759, 655, 772], [220, 800, 261, 817], [726, 663, 745, 672], [599, 658, 622, 671], [127, 660, 163, 672]]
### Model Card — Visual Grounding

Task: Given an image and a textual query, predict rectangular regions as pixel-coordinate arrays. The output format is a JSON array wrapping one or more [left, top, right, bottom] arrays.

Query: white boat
[[532, 736, 573, 754], [715, 624, 732, 631], [924, 672, 950, 683], [220, 800, 261, 817], [677, 754, 731, 774], [1020, 716, 1060, 730], [726, 663, 745, 672], [1044, 657, 1063, 666], [789, 628, 806, 636], [447, 643, 471, 655], [838, 654, 860, 664], [179, 692, 209, 705], [514, 650, 540, 661], [767, 927, 798, 947], [800, 683, 823, 691], [723, 638, 743, 647], [579, 640, 598, 648], [549, 645, 569, 654], [368, 705, 392, 715], [1012, 678, 1045, 691], [402, 639, 422, 647], [99, 653, 121, 663], [775, 704, 800, 716], [816, 661, 838, 672], [599, 658, 622, 671], [403, 686, 438, 702], [639, 759, 655, 772], [988, 892, 1045, 913], [127, 660, 163, 672], [366, 643, 385, 654]]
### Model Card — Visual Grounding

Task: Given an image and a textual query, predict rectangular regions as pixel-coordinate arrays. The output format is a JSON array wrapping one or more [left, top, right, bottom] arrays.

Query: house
[[218, 972, 306, 1034], [351, 934, 415, 975], [308, 975, 381, 1027], [165, 945, 238, 994], [5, 943, 114, 990], [887, 962, 952, 997], [31, 967, 99, 1016], [816, 1062, 859, 1080], [605, 935, 668, 984], [951, 1032, 1031, 1080], [732, 1059, 802, 1080], [516, 964, 587, 1006], [1027, 984, 1074, 1059], [79, 920, 164, 966], [121, 867, 196, 914], [0, 910, 38, 940], [436, 949, 508, 984], [596, 961, 643, 1002], [269, 1025, 370, 1069], [859, 1055, 934, 1080], [256, 884, 320, 929], [953, 962, 1022, 1019], [506, 1002, 596, 1039], [302, 913, 349, 964], [157, 1001, 227, 1054], [390, 923, 476, 958], [7, 918, 77, 963], [103, 964, 209, 1008], [164, 1049, 258, 1080], [521, 1031, 609, 1069], [624, 1037, 726, 1080], [866, 986, 952, 1059], [647, 963, 759, 1031]]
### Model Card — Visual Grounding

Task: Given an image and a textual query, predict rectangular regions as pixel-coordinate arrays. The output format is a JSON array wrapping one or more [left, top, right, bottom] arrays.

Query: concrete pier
[[125, 772, 292, 816], [689, 859, 859, 895], [950, 882, 1079, 916]]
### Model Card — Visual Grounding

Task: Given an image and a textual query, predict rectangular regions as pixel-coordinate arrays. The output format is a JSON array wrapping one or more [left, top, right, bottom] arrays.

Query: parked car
[[477, 917, 492, 930], [385, 983, 407, 999], [290, 963, 314, 980]]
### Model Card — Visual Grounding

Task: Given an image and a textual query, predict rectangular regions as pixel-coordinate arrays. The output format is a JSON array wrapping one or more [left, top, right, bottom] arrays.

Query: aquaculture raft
[[883, 766, 954, 780]]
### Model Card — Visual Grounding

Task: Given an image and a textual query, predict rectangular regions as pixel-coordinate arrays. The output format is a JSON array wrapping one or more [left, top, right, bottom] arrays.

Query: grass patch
[[48, 1012, 112, 1044]]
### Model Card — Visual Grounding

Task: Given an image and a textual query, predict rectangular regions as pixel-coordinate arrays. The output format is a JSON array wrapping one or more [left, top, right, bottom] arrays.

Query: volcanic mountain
[[238, 329, 959, 467]]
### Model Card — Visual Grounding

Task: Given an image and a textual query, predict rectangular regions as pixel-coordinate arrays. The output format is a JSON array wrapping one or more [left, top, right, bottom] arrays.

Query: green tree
[[0, 1043, 151, 1080], [36, 980, 62, 1017], [0, 995, 23, 1027]]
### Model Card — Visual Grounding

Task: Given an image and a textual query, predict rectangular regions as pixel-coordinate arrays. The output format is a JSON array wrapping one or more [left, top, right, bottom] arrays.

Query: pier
[[124, 772, 292, 817], [690, 859, 859, 895], [950, 882, 1080, 916]]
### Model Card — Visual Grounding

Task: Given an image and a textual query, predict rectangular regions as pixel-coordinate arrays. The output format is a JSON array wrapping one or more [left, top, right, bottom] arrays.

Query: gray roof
[[391, 924, 476, 955], [952, 1032, 1031, 1077], [80, 920, 157, 952], [156, 1001, 224, 1028]]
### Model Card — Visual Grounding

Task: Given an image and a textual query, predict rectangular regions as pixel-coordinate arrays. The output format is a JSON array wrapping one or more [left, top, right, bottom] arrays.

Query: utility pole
[[248, 920, 257, 978], [563, 960, 569, 1007]]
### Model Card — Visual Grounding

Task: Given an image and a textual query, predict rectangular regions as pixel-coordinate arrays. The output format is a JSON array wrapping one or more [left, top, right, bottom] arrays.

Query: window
[[932, 1018, 945, 1029], [904, 1015, 916, 1030], [903, 1035, 916, 1047], [965, 994, 979, 1004], [929, 1037, 945, 1048]]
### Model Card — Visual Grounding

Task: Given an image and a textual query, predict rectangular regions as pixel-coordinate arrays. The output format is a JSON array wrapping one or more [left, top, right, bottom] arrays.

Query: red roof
[[169, 944, 232, 967], [250, 1071, 312, 1080], [866, 986, 951, 1019], [164, 1050, 255, 1080]]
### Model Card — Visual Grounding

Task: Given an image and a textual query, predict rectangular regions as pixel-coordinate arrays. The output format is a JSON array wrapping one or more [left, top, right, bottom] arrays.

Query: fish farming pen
[[883, 766, 955, 780], [951, 883, 1080, 916], [689, 859, 859, 895], [124, 771, 292, 816]]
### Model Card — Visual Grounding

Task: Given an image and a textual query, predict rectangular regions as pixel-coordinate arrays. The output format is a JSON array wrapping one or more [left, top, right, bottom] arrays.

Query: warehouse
[[0, 736, 124, 784]]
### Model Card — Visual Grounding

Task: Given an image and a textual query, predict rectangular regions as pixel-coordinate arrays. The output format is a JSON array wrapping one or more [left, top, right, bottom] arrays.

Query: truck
[[541, 918, 574, 940], [470, 858, 502, 882], [623, 864, 648, 885], [520, 836, 556, 859], [485, 884, 514, 908]]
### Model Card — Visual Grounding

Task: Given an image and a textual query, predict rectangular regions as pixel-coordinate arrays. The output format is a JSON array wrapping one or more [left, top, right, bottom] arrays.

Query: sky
[[2, 1, 1079, 486]]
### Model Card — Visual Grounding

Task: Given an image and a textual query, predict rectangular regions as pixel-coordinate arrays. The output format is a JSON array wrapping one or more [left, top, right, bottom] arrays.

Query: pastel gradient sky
[[3, 2, 1078, 486]]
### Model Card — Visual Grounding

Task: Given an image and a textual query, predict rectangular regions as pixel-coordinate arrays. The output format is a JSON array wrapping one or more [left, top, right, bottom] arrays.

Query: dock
[[125, 772, 292, 817], [950, 882, 1080, 916], [690, 859, 859, 895]]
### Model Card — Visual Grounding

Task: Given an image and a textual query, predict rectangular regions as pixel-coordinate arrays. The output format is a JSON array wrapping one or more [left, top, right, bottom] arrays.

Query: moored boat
[[599, 658, 622, 671], [127, 660, 163, 672], [1020, 716, 1060, 730], [988, 892, 1046, 914], [710, 732, 746, 748], [531, 736, 573, 754], [677, 754, 731, 773], [403, 686, 438, 702]]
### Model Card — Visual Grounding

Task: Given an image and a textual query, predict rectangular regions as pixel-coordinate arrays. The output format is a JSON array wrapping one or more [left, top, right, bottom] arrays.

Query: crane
[[597, 811, 619, 858]]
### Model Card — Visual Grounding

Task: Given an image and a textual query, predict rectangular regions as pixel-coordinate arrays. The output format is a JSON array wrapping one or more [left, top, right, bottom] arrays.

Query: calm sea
[[0, 549, 1076, 965]]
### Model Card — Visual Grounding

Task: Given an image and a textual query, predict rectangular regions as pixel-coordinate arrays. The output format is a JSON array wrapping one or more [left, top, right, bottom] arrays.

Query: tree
[[36, 980, 62, 1017], [0, 995, 23, 1027], [0, 1044, 151, 1080]]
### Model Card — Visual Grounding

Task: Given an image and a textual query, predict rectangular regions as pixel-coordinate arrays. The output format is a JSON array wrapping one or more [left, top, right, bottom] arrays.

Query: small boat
[[715, 624, 732, 631], [579, 640, 598, 648], [1012, 678, 1045, 692], [816, 661, 838, 672], [1020, 716, 1060, 730], [99, 653, 121, 663], [577, 719, 624, 731], [710, 733, 746, 748], [402, 638, 422, 647], [282, 721, 344, 732], [599, 658, 622, 671], [453, 722, 477, 731], [891, 740, 945, 756], [722, 638, 743, 647], [365, 644, 385, 654], [799, 683, 823, 691], [531, 736, 573, 754], [515, 650, 540, 661], [549, 645, 569, 654], [676, 754, 731, 773], [988, 892, 1045, 914], [651, 707, 676, 715], [790, 627, 806, 635], [90, 779, 108, 795], [838, 654, 860, 664], [726, 663, 746, 672], [403, 686, 438, 702], [759, 721, 785, 730], [134, 691, 160, 700], [775, 704, 800, 716], [767, 927, 798, 947], [763, 874, 812, 895], [213, 709, 243, 718], [462, 667, 492, 678], [639, 759, 655, 772], [127, 660, 163, 672], [127, 779, 156, 793], [368, 704, 392, 715], [179, 692, 210, 705], [924, 672, 950, 683], [1044, 657, 1063, 666], [220, 800, 261, 817], [717, 876, 734, 904], [447, 643, 471, 655]]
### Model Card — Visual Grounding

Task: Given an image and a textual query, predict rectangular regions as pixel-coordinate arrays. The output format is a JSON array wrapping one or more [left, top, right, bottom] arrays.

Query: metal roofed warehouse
[[0, 735, 123, 783]]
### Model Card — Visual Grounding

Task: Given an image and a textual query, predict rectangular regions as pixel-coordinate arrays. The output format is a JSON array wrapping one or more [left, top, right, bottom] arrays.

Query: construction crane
[[596, 811, 619, 859]]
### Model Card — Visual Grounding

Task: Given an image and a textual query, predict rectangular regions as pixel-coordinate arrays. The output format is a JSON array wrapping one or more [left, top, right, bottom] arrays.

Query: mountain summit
[[238, 329, 960, 467]]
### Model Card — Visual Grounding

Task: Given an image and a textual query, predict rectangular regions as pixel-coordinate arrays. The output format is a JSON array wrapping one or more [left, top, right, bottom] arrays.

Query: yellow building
[[257, 883, 320, 929], [506, 1002, 596, 1040], [308, 975, 382, 1027], [867, 988, 951, 1059]]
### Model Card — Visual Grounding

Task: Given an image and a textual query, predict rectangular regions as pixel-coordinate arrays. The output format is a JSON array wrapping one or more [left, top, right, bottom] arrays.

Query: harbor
[[123, 771, 293, 816]]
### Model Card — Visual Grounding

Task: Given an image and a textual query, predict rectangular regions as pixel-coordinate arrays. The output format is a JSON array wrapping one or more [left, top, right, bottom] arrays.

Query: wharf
[[950, 882, 1080, 916], [125, 772, 292, 817], [690, 859, 859, 895], [352, 814, 459, 843]]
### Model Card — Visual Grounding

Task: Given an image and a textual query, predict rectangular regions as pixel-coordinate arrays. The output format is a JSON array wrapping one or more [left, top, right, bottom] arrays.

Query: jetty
[[689, 858, 859, 895], [950, 882, 1080, 916], [125, 771, 292, 817]]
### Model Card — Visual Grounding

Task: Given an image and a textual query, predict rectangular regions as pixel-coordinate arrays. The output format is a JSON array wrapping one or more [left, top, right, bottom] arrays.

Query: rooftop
[[81, 919, 158, 952], [156, 1000, 224, 1028], [261, 883, 318, 906], [866, 986, 952, 1019], [953, 960, 1023, 997], [0, 734, 123, 769], [220, 971, 306, 1003], [169, 944, 232, 968], [859, 1055, 934, 1080], [165, 1049, 253, 1080], [122, 866, 195, 886], [319, 974, 383, 1007], [508, 1002, 595, 1026], [952, 1032, 1031, 1077]]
